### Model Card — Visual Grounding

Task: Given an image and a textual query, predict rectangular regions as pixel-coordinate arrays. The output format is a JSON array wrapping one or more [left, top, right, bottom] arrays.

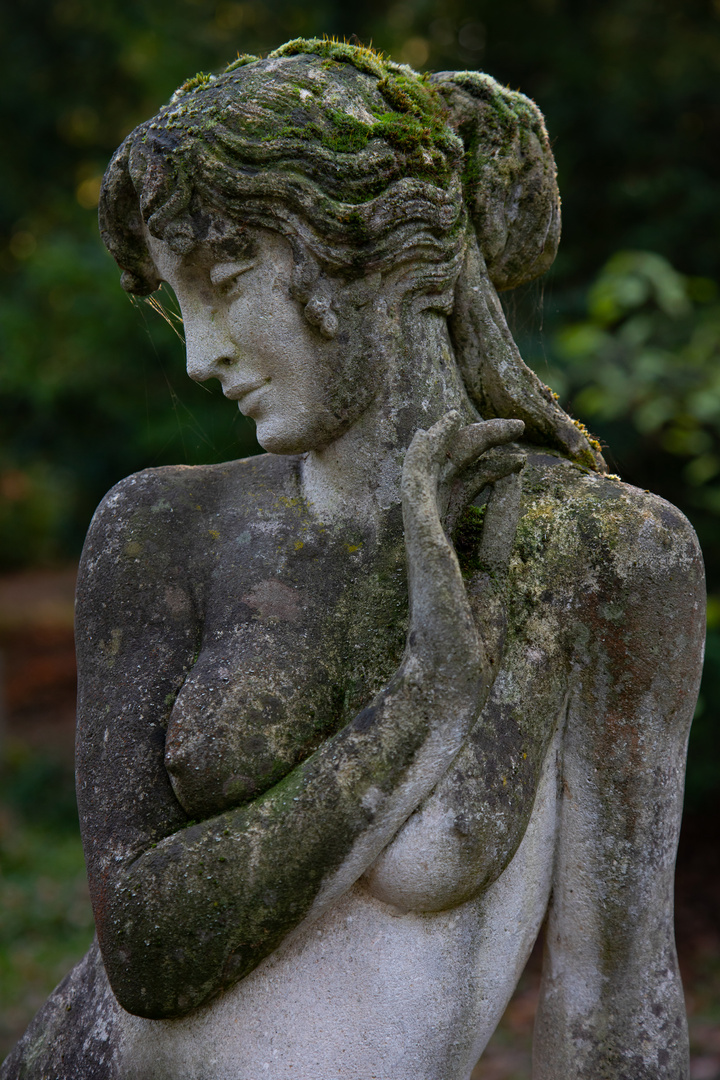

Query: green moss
[[327, 108, 373, 152], [452, 503, 488, 578], [266, 37, 460, 187], [377, 74, 424, 117], [439, 71, 553, 210], [273, 109, 373, 156], [270, 36, 387, 80], [457, 118, 484, 202], [179, 71, 215, 94], [224, 54, 260, 73]]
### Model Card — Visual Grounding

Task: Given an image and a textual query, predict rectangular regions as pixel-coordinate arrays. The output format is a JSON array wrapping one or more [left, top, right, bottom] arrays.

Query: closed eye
[[210, 261, 256, 295]]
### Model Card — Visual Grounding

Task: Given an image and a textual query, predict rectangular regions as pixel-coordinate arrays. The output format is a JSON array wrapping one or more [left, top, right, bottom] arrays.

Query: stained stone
[[1, 39, 704, 1080]]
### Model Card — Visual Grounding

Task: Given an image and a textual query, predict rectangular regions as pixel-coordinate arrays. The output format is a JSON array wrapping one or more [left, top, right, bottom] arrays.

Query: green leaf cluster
[[522, 251, 720, 808], [542, 252, 720, 509]]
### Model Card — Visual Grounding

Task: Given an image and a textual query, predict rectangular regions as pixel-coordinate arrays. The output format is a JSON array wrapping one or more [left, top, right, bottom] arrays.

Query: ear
[[303, 283, 339, 339]]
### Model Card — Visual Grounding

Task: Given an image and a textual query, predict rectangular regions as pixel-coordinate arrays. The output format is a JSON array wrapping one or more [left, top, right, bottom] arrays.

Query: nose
[[183, 304, 236, 383]]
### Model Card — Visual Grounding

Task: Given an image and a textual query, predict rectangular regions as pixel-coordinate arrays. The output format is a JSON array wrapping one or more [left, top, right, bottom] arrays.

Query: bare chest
[[164, 517, 408, 818]]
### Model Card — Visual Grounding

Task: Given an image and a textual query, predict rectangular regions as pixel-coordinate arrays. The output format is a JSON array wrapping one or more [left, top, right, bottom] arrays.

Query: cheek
[[227, 289, 305, 356], [226, 297, 266, 350]]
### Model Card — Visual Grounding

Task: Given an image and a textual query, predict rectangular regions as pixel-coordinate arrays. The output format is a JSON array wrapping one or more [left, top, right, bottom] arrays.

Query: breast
[[164, 544, 408, 820], [361, 670, 568, 913], [164, 598, 346, 818], [117, 750, 559, 1080], [165, 643, 299, 817]]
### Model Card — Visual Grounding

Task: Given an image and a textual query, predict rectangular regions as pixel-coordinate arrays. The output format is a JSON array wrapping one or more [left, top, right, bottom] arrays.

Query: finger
[[456, 445, 525, 506], [444, 446, 525, 532], [477, 472, 523, 576], [425, 410, 464, 466], [402, 411, 462, 492], [450, 419, 525, 473]]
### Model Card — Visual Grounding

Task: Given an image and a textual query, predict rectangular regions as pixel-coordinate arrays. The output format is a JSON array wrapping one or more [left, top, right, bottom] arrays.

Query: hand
[[401, 410, 524, 687], [441, 417, 526, 536]]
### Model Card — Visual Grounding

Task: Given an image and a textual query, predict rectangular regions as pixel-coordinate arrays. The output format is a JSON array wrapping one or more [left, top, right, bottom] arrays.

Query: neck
[[300, 309, 477, 531]]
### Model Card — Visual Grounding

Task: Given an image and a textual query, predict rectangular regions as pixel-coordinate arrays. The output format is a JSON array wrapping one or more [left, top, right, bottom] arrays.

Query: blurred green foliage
[[0, 745, 94, 1058], [530, 253, 720, 554], [1, 0, 719, 803], [0, 231, 257, 564], [519, 251, 720, 808]]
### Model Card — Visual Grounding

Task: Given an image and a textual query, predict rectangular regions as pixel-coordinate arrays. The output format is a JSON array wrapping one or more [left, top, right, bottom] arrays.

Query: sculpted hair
[[99, 38, 605, 471]]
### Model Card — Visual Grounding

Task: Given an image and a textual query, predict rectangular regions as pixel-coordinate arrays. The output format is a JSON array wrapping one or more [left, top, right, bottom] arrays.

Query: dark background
[[1, 0, 719, 1069], [2, 0, 719, 806]]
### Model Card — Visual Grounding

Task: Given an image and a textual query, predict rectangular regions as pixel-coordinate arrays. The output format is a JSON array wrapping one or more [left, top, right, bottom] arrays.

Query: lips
[[223, 379, 268, 402]]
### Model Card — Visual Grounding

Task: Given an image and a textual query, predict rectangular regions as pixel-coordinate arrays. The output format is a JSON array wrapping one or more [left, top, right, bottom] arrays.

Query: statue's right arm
[[531, 488, 705, 1078], [76, 417, 522, 1020]]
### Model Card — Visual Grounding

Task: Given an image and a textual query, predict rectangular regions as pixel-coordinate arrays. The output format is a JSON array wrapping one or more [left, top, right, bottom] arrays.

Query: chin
[[255, 423, 319, 456], [257, 434, 307, 455], [254, 413, 348, 456]]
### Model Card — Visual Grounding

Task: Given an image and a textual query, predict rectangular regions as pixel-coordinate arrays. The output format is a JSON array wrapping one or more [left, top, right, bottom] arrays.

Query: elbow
[[101, 930, 265, 1019], [93, 852, 264, 1017], [94, 855, 228, 1018], [97, 916, 221, 1019], [102, 941, 197, 1019]]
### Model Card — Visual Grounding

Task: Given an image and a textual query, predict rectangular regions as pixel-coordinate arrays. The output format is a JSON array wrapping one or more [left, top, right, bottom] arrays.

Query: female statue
[[2, 39, 704, 1080]]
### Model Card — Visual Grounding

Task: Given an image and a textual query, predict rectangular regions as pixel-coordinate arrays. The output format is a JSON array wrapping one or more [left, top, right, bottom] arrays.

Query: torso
[[11, 448, 702, 1080], [112, 447, 575, 1078], [157, 450, 572, 893], [83, 446, 697, 1079]]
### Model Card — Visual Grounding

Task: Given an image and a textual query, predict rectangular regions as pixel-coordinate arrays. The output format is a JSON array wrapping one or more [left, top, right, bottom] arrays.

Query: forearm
[[533, 693, 693, 1077], [534, 920, 688, 1078], [101, 656, 484, 1018], [534, 814, 688, 1078]]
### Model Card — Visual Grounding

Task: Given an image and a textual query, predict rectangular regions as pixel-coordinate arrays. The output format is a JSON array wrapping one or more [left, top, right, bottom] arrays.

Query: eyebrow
[[210, 260, 257, 287]]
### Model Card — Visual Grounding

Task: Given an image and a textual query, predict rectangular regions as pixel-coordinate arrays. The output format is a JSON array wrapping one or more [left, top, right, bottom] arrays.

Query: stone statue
[[2, 39, 705, 1080]]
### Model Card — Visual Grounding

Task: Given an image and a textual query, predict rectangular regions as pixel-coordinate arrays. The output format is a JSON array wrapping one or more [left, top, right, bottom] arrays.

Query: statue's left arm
[[533, 489, 705, 1079]]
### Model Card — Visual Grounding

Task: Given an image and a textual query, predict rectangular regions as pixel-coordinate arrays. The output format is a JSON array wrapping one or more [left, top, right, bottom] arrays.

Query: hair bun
[[431, 71, 560, 291]]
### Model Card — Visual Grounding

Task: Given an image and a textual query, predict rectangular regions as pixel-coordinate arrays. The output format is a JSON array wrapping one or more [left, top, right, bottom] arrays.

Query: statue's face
[[145, 228, 353, 454]]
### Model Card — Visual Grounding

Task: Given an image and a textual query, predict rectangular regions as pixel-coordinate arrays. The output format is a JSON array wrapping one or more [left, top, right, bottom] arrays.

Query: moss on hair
[[224, 54, 261, 74], [178, 71, 215, 94], [266, 37, 459, 188], [270, 36, 388, 79], [99, 38, 606, 475]]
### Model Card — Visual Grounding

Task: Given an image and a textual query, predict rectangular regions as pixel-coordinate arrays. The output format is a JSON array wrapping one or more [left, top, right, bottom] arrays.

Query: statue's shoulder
[[516, 448, 705, 737], [518, 448, 703, 595], [79, 454, 301, 599], [86, 452, 296, 538]]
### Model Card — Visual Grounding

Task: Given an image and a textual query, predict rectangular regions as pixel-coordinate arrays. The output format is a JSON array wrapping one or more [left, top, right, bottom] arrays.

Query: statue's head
[[100, 39, 604, 470]]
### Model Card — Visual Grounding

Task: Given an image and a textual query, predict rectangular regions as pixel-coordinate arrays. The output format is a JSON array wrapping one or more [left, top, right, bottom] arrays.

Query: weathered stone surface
[[0, 939, 123, 1079], [2, 38, 704, 1080]]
